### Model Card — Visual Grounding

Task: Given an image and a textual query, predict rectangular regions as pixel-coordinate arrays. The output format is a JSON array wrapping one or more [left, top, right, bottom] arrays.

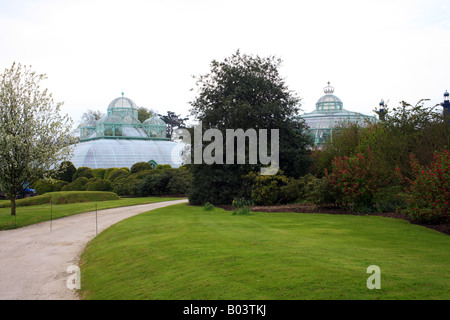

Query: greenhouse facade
[[300, 82, 377, 146], [69, 95, 183, 169]]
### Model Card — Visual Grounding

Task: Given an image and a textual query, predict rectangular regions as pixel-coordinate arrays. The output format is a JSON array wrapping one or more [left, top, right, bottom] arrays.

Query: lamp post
[[441, 90, 450, 125], [377, 99, 388, 121]]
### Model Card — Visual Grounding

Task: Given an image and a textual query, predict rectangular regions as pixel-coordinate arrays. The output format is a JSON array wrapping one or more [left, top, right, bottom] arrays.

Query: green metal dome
[[300, 82, 377, 147], [79, 95, 168, 142], [315, 83, 343, 111]]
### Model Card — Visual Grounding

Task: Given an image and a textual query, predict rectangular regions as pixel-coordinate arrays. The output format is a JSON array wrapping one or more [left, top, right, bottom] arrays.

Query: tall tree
[[187, 50, 312, 205], [0, 62, 74, 215], [159, 111, 189, 140]]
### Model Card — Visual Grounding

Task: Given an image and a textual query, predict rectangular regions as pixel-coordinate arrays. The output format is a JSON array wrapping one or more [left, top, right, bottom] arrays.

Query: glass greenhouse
[[300, 82, 377, 146], [70, 95, 183, 169]]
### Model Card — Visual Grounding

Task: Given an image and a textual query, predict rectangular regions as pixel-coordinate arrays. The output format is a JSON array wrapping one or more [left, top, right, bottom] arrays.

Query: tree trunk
[[11, 197, 16, 216]]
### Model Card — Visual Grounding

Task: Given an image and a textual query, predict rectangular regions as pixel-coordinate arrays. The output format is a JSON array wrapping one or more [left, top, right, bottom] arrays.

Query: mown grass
[[0, 192, 184, 230], [79, 204, 450, 300]]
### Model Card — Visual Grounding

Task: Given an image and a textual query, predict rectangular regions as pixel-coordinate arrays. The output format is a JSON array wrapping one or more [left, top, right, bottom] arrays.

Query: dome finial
[[324, 81, 334, 95]]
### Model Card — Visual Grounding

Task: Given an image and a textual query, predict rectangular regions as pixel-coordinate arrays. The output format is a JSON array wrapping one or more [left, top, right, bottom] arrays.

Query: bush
[[231, 197, 253, 215], [72, 167, 94, 181], [138, 170, 173, 196], [326, 147, 389, 212], [62, 177, 89, 191], [93, 168, 107, 179], [397, 149, 449, 224], [112, 170, 153, 196], [167, 169, 191, 195], [86, 179, 113, 192], [130, 162, 153, 174], [104, 168, 119, 180], [303, 176, 338, 206], [57, 161, 77, 182], [243, 171, 301, 206], [34, 179, 68, 195], [203, 202, 215, 211], [106, 168, 130, 183]]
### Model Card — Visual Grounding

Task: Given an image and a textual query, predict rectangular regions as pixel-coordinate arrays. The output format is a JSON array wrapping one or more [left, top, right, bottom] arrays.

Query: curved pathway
[[0, 199, 188, 300]]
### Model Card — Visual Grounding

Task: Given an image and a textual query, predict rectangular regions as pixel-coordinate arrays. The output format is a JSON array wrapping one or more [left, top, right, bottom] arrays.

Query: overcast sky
[[1, 0, 449, 127]]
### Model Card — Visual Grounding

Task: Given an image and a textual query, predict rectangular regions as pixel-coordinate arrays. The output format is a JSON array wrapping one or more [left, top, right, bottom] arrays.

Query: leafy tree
[[80, 109, 103, 123], [0, 62, 73, 215], [158, 111, 189, 140], [137, 107, 156, 123], [187, 50, 312, 205]]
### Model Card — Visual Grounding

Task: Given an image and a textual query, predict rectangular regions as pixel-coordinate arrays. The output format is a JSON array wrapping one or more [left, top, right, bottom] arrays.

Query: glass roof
[[69, 139, 183, 169], [107, 96, 138, 110], [80, 96, 167, 141]]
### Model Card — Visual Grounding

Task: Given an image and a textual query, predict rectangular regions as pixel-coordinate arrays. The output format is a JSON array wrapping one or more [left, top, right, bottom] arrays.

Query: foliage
[[396, 149, 449, 224], [62, 177, 89, 191], [326, 148, 390, 212], [0, 62, 74, 215], [72, 167, 94, 181], [106, 168, 130, 183], [34, 179, 68, 195], [158, 111, 189, 140], [86, 179, 113, 192], [93, 168, 107, 179], [203, 202, 215, 211], [231, 197, 253, 215], [102, 168, 118, 180], [130, 162, 153, 174], [188, 50, 312, 205], [57, 161, 77, 183], [243, 171, 301, 206], [137, 107, 156, 123]]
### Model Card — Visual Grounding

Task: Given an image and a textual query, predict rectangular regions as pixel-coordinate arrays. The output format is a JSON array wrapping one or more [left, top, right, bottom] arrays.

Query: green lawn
[[0, 193, 184, 230], [79, 204, 450, 300]]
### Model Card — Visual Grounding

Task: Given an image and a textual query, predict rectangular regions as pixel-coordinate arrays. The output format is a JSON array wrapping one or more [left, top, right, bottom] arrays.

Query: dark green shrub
[[303, 176, 338, 206], [138, 170, 173, 196], [57, 161, 77, 182], [112, 170, 153, 196], [107, 168, 130, 183], [167, 169, 192, 194], [62, 177, 89, 191], [86, 179, 113, 192], [243, 171, 301, 206], [104, 167, 119, 180], [130, 162, 153, 174], [155, 164, 172, 170], [34, 179, 68, 195], [72, 167, 94, 181], [93, 168, 107, 179]]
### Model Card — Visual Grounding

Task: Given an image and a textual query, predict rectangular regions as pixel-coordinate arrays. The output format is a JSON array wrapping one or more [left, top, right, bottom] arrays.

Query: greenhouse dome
[[70, 95, 183, 169], [300, 82, 377, 147]]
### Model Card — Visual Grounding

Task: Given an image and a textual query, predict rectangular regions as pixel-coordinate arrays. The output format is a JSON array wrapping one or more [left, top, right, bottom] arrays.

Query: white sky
[[1, 0, 449, 127]]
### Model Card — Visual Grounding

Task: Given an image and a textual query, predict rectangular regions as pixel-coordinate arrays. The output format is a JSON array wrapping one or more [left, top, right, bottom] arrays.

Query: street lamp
[[441, 90, 450, 124]]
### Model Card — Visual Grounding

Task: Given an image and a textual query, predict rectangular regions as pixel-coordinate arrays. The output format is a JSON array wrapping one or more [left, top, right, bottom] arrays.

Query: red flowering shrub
[[326, 148, 389, 211], [396, 149, 449, 224]]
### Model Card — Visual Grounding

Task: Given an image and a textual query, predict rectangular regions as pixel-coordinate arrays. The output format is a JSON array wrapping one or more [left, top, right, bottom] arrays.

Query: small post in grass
[[95, 203, 98, 236], [50, 202, 53, 232]]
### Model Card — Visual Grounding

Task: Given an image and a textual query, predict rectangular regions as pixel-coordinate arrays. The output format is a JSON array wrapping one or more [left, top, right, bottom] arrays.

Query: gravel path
[[0, 199, 188, 300]]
